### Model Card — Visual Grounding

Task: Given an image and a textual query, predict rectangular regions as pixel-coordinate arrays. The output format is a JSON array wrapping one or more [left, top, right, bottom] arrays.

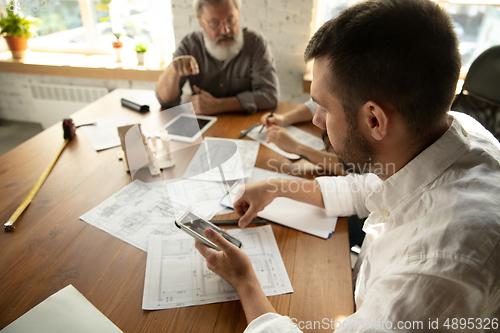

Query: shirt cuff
[[244, 313, 302, 333], [236, 91, 258, 114]]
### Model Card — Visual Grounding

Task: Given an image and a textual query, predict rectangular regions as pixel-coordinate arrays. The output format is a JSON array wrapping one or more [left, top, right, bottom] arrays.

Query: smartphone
[[175, 211, 243, 251]]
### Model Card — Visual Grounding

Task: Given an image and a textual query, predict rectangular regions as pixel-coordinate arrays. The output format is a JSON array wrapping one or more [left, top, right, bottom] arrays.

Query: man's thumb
[[205, 229, 233, 252]]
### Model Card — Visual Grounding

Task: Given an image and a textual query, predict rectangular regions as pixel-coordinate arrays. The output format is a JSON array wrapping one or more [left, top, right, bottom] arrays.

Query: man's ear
[[360, 101, 389, 141], [197, 17, 203, 29]]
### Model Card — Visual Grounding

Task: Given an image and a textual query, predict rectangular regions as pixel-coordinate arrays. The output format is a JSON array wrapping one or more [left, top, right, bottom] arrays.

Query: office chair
[[451, 45, 500, 140]]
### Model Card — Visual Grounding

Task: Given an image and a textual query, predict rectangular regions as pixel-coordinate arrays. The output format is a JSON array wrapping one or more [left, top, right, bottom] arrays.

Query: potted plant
[[0, 9, 36, 60], [111, 32, 124, 62], [134, 42, 148, 65]]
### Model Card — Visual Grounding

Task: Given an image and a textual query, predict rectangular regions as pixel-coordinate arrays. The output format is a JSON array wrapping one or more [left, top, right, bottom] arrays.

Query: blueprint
[[246, 125, 324, 160], [182, 137, 260, 181], [79, 179, 227, 252], [142, 225, 293, 310]]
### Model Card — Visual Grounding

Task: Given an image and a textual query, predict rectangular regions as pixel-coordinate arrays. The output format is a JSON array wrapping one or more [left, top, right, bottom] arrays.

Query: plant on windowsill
[[134, 42, 148, 66], [0, 8, 37, 60]]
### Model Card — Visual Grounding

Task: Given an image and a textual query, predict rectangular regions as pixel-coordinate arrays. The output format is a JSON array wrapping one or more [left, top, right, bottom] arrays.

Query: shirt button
[[219, 83, 223, 87], [382, 210, 390, 217], [369, 235, 374, 242], [462, 129, 468, 137]]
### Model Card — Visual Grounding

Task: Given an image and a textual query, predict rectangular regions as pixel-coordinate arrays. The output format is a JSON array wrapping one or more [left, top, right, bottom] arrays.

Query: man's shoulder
[[179, 31, 204, 45], [242, 27, 269, 47]]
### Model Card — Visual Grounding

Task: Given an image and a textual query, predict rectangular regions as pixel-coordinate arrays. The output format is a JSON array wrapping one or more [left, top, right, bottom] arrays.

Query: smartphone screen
[[176, 212, 242, 249]]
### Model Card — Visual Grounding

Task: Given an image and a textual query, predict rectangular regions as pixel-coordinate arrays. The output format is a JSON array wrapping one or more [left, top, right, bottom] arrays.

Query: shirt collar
[[365, 114, 471, 216]]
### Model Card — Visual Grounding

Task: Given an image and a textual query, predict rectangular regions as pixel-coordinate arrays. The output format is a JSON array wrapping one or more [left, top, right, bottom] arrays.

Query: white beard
[[202, 27, 244, 61]]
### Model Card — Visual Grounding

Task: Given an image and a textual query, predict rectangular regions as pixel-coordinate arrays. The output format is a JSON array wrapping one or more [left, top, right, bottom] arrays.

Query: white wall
[[0, 72, 156, 127], [171, 0, 314, 103]]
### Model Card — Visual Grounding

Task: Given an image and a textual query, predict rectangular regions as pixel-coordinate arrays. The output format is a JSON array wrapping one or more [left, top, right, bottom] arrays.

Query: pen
[[258, 108, 277, 134], [239, 122, 259, 138], [210, 218, 269, 225], [76, 122, 96, 128]]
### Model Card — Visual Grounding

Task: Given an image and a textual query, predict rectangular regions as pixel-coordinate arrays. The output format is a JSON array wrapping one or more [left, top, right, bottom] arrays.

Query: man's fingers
[[190, 58, 199, 74], [260, 112, 271, 126], [238, 206, 257, 228], [195, 239, 214, 258], [204, 229, 235, 252]]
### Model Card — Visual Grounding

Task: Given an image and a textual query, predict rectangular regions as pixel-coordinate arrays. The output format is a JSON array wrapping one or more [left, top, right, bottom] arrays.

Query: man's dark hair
[[305, 0, 461, 138]]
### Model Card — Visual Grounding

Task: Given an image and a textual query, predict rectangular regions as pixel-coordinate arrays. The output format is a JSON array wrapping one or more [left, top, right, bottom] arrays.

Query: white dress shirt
[[244, 112, 500, 332]]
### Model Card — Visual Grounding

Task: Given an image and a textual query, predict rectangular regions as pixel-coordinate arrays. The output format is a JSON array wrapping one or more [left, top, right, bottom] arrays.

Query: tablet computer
[[161, 114, 217, 143]]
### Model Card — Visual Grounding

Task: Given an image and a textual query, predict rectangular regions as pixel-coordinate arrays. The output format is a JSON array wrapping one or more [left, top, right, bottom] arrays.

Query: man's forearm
[[271, 179, 325, 208], [236, 276, 277, 324], [156, 65, 181, 102], [283, 105, 314, 126], [215, 96, 245, 113]]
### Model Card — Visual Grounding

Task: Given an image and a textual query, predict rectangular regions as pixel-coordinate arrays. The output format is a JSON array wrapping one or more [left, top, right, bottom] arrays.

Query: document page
[[80, 113, 135, 151], [1, 285, 123, 333], [142, 225, 293, 310], [221, 168, 337, 239]]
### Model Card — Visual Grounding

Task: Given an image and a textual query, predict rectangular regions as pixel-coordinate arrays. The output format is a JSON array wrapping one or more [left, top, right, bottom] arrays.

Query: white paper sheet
[[1, 285, 123, 333], [182, 137, 260, 181], [142, 225, 293, 310], [79, 179, 223, 252], [80, 113, 135, 151], [221, 168, 337, 239], [246, 125, 324, 160]]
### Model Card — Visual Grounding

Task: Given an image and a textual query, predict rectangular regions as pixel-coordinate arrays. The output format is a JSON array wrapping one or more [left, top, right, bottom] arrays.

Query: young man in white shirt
[[195, 0, 500, 331]]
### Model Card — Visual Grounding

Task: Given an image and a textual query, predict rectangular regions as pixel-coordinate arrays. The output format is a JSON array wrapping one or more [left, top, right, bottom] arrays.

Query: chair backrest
[[461, 45, 500, 106], [452, 45, 500, 140]]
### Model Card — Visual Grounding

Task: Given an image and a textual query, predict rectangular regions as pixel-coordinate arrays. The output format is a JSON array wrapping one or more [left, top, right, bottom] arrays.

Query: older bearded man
[[156, 0, 279, 115]]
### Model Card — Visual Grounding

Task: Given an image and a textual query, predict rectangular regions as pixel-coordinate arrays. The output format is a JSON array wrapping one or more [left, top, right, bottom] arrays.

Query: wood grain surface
[[0, 89, 353, 332]]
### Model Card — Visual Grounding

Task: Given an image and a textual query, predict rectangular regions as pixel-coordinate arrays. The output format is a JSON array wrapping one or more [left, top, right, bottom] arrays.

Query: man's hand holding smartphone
[[195, 228, 258, 290]]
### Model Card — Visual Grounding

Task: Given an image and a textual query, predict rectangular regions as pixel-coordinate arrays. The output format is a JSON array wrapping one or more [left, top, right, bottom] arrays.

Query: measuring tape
[[4, 119, 76, 231]]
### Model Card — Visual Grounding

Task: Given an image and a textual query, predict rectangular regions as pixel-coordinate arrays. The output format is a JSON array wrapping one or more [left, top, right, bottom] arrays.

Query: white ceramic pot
[[137, 52, 145, 65]]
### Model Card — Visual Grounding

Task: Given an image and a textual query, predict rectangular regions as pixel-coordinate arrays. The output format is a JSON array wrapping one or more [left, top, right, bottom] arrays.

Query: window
[[314, 0, 500, 73], [2, 0, 175, 62]]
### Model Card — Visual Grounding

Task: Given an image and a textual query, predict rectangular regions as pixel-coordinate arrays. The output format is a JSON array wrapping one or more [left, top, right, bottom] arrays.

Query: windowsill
[[0, 50, 167, 82]]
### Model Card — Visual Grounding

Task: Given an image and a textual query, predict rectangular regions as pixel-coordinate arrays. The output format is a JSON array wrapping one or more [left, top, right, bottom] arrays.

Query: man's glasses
[[202, 17, 238, 31]]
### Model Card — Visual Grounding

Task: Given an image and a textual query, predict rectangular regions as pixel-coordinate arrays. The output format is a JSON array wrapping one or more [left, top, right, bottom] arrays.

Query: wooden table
[[0, 89, 354, 332]]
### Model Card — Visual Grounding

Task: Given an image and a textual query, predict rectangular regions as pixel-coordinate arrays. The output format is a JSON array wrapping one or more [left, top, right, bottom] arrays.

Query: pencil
[[239, 122, 259, 138], [210, 218, 268, 225], [258, 108, 276, 134]]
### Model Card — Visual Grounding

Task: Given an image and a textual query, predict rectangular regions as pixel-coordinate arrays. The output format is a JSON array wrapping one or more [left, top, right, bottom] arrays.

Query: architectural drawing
[[143, 225, 293, 310], [80, 179, 225, 251]]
